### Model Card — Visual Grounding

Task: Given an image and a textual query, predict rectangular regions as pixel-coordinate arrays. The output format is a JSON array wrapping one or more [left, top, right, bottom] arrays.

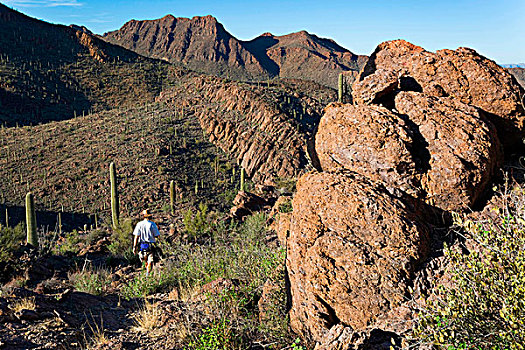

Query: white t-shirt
[[133, 219, 160, 243]]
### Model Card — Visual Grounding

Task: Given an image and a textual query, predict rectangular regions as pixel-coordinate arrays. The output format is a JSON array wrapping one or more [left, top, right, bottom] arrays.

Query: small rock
[[16, 309, 40, 321]]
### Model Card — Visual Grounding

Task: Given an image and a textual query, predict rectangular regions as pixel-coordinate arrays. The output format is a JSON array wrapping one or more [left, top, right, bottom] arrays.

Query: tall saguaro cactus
[[240, 167, 245, 192], [170, 180, 175, 215], [110, 162, 119, 229], [25, 192, 38, 249], [338, 73, 344, 103]]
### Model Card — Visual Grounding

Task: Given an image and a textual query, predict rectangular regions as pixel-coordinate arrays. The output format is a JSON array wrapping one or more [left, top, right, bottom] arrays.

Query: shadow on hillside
[[0, 81, 92, 127], [0, 204, 94, 233], [243, 36, 280, 77]]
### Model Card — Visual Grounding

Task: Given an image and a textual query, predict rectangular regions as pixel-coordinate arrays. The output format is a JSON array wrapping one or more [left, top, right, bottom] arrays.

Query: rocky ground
[[0, 192, 292, 349]]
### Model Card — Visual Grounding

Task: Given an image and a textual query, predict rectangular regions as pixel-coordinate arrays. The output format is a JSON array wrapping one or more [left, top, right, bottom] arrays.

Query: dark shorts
[[138, 249, 154, 263], [139, 243, 160, 263]]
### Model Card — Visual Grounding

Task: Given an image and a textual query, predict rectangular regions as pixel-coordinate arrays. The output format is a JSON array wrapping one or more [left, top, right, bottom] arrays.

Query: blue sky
[[2, 0, 524, 64]]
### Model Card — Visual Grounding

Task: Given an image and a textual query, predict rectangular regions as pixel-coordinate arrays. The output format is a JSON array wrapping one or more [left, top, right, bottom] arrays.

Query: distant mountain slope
[[102, 15, 366, 88], [103, 15, 267, 81], [508, 67, 525, 88], [244, 31, 367, 88], [0, 3, 186, 126], [0, 75, 334, 225]]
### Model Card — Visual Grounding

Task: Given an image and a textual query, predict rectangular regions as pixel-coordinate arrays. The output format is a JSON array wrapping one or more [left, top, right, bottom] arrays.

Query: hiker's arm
[[133, 234, 140, 254]]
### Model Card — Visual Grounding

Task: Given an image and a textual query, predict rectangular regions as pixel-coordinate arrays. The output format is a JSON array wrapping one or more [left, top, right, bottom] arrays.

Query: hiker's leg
[[146, 254, 154, 276], [139, 251, 147, 270]]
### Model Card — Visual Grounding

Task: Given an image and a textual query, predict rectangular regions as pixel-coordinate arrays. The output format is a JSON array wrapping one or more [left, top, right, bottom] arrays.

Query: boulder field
[[284, 40, 525, 348]]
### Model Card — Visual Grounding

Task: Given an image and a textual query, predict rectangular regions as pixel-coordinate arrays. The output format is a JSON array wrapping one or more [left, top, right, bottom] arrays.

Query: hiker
[[132, 209, 161, 276]]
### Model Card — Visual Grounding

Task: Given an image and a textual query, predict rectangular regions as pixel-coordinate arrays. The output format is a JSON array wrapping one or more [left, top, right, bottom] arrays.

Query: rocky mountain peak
[[101, 15, 367, 87]]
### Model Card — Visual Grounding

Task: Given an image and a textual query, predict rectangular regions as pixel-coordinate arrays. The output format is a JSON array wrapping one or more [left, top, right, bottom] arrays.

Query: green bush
[[278, 199, 293, 213], [108, 218, 135, 257], [187, 319, 240, 350], [56, 230, 82, 255], [274, 177, 296, 194], [0, 223, 25, 263], [121, 271, 175, 300], [183, 203, 212, 241], [68, 267, 111, 296], [412, 188, 525, 349], [257, 254, 289, 341]]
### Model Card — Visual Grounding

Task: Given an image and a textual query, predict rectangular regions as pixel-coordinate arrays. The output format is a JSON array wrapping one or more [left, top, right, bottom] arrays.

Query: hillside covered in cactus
[[0, 3, 186, 126]]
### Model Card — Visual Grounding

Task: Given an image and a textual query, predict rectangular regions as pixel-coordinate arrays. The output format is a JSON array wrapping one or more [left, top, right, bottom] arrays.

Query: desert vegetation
[[411, 182, 525, 349], [0, 201, 298, 349]]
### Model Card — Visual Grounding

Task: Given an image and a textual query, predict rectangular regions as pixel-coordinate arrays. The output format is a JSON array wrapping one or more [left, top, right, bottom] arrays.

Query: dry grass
[[85, 316, 110, 350], [177, 281, 202, 302], [9, 296, 36, 313], [132, 299, 161, 331]]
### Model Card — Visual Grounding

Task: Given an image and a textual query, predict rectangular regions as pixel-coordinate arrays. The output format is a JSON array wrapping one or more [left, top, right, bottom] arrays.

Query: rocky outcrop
[[508, 67, 525, 89], [316, 96, 502, 211], [315, 325, 401, 350], [286, 40, 520, 348], [75, 31, 108, 62], [316, 103, 422, 197], [394, 92, 501, 210], [229, 191, 269, 219], [353, 40, 525, 149], [193, 77, 315, 182], [287, 171, 430, 342]]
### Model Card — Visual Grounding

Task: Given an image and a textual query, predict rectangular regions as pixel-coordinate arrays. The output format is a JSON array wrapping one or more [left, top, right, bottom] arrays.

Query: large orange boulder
[[316, 94, 502, 211], [352, 40, 525, 149], [286, 171, 430, 342], [394, 91, 502, 210], [287, 40, 518, 348], [316, 103, 423, 198]]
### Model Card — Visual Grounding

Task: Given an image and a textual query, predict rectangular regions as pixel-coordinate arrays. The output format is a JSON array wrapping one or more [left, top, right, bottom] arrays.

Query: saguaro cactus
[[170, 180, 175, 215], [58, 211, 62, 234], [25, 192, 38, 248], [338, 73, 344, 103], [110, 162, 119, 229], [240, 167, 245, 192]]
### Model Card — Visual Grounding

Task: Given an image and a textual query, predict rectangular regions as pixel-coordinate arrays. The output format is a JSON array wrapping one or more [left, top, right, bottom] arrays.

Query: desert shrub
[[0, 223, 25, 263], [69, 267, 111, 296], [187, 319, 241, 350], [257, 258, 290, 342], [218, 188, 237, 207], [85, 229, 105, 246], [168, 213, 281, 291], [274, 177, 296, 194], [121, 271, 175, 300], [278, 198, 293, 213], [9, 296, 36, 313], [56, 230, 82, 255], [412, 186, 525, 349], [183, 203, 212, 241], [132, 299, 161, 331], [108, 218, 135, 257]]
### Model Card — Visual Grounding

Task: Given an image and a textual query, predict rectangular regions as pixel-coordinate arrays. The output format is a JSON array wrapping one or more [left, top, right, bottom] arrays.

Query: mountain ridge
[[102, 14, 366, 87], [102, 14, 268, 81]]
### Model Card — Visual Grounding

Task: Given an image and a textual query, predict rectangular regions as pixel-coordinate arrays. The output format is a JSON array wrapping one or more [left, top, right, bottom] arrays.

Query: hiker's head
[[141, 209, 152, 219]]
